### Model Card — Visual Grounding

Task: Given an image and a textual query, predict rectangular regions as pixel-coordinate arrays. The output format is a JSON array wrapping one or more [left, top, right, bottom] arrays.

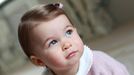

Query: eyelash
[[65, 29, 73, 36], [48, 40, 58, 47]]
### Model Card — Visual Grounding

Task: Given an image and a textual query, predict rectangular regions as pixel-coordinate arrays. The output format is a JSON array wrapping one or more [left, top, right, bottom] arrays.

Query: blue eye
[[65, 29, 73, 37], [49, 40, 58, 47]]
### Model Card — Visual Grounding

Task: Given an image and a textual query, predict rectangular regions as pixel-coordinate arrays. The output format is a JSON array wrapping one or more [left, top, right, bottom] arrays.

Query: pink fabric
[[88, 51, 129, 75]]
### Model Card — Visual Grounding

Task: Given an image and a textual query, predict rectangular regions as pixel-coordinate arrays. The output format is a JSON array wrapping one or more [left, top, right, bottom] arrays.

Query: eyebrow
[[42, 36, 54, 46], [64, 24, 73, 30]]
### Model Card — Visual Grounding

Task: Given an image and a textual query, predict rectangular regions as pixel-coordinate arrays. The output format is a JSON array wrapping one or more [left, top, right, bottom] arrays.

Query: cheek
[[72, 32, 84, 51], [73, 32, 84, 45], [40, 50, 66, 67], [45, 56, 67, 69]]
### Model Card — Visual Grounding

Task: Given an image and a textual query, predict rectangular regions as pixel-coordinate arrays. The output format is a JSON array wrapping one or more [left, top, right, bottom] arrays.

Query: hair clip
[[54, 2, 63, 8], [59, 3, 63, 8]]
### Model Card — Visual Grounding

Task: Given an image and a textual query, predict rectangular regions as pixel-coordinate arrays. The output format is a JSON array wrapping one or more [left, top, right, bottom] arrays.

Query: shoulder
[[92, 50, 123, 64], [88, 50, 129, 75], [92, 50, 125, 66]]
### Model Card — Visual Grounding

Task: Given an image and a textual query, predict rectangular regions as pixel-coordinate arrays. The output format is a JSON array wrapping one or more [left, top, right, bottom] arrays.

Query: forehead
[[41, 15, 71, 28], [30, 15, 72, 40], [33, 15, 72, 32]]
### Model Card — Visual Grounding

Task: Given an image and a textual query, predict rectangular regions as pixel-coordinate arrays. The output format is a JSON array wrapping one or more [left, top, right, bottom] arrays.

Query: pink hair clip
[[58, 3, 63, 8], [54, 2, 63, 8]]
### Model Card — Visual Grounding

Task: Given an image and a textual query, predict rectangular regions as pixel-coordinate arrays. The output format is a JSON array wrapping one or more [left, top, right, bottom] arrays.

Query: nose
[[62, 42, 72, 51]]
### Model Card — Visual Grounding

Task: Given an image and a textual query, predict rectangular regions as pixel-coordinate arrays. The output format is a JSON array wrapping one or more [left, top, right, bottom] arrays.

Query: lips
[[66, 51, 78, 59]]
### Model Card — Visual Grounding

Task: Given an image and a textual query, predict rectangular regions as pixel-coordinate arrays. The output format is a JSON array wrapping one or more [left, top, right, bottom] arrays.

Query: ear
[[30, 55, 45, 67]]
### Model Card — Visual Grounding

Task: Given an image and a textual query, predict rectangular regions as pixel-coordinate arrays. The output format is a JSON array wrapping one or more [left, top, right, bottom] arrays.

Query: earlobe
[[30, 56, 45, 67]]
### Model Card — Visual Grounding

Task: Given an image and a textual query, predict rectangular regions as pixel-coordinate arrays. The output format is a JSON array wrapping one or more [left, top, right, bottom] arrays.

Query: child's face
[[30, 15, 84, 70]]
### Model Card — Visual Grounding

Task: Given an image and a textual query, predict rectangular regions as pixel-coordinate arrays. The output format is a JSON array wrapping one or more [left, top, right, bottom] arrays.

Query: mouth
[[66, 51, 78, 59]]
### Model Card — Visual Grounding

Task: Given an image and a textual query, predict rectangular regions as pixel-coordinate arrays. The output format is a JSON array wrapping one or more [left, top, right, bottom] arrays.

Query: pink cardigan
[[88, 51, 130, 75]]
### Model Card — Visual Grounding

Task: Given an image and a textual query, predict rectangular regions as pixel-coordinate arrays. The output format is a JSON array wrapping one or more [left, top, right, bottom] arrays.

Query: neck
[[53, 62, 79, 75]]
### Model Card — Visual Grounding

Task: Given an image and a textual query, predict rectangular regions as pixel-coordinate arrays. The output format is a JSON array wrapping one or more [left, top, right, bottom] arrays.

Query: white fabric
[[76, 45, 93, 75]]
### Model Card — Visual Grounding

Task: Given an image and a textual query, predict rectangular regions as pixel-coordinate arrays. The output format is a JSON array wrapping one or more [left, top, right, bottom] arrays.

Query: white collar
[[76, 45, 93, 75]]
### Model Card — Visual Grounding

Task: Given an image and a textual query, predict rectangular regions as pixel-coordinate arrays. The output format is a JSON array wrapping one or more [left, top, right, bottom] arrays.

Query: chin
[[68, 55, 80, 66]]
